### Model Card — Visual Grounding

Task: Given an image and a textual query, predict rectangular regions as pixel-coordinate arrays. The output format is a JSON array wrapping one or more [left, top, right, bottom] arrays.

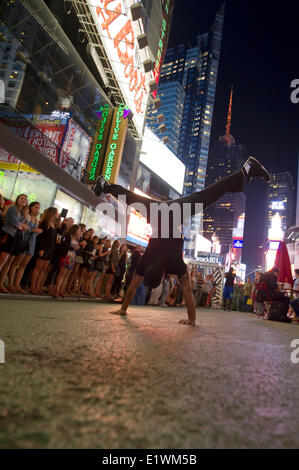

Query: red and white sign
[[88, 0, 149, 137], [0, 114, 68, 165]]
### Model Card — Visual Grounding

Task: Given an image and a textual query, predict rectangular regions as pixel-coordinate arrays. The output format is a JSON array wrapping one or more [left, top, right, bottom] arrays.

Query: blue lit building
[[150, 3, 225, 234], [147, 81, 185, 155]]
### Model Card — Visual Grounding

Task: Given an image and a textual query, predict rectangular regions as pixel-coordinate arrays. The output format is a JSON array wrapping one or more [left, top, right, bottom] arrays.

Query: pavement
[[0, 299, 299, 449]]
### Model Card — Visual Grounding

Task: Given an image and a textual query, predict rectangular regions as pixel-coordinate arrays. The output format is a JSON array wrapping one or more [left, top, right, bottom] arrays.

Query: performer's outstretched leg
[[173, 156, 270, 217], [93, 157, 271, 219]]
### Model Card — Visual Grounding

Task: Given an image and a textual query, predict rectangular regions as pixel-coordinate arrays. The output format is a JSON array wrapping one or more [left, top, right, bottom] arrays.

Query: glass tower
[[152, 3, 225, 233], [147, 80, 185, 155]]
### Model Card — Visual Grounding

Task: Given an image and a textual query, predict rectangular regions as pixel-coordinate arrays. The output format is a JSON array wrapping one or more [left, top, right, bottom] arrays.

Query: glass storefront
[[0, 155, 57, 212], [54, 189, 83, 224]]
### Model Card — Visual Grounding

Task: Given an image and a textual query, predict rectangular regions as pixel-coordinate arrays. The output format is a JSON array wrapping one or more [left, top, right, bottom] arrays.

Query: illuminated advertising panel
[[140, 127, 185, 194], [29, 114, 68, 163], [60, 119, 92, 179], [86, 104, 114, 183], [88, 0, 148, 137], [271, 201, 285, 210], [266, 214, 284, 271], [269, 240, 280, 251], [126, 207, 152, 247], [233, 239, 243, 249], [61, 119, 92, 165], [0, 113, 69, 167], [101, 104, 128, 183]]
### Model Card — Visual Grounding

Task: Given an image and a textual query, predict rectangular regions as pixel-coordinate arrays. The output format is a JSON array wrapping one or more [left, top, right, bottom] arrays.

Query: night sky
[[168, 0, 299, 271]]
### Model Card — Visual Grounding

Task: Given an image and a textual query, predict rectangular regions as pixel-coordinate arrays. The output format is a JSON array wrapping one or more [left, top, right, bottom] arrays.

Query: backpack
[[266, 301, 292, 323]]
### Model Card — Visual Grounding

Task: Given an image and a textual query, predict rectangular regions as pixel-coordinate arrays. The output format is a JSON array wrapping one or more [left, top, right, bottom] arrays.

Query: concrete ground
[[0, 299, 299, 449]]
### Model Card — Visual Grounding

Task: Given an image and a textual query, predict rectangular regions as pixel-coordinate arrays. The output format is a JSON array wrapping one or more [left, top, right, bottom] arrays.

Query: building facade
[[265, 172, 295, 235], [0, 0, 175, 241], [159, 4, 225, 194]]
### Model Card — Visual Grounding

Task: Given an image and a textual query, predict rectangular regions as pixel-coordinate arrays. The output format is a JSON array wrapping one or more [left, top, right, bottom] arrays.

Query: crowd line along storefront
[[0, 155, 124, 239]]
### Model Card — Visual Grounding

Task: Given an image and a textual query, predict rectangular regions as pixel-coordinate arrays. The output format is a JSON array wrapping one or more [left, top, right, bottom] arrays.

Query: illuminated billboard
[[140, 127, 185, 194], [0, 112, 69, 166], [126, 207, 152, 247], [269, 240, 280, 251], [88, 0, 149, 137], [271, 201, 285, 210], [60, 118, 92, 178]]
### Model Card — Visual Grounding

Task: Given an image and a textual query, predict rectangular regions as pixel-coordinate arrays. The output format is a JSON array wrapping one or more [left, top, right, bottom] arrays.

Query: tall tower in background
[[203, 86, 247, 255]]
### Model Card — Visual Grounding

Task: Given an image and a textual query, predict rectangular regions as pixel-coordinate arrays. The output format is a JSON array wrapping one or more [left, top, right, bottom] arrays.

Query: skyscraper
[[147, 80, 185, 154], [159, 4, 225, 191], [203, 86, 247, 255], [147, 3, 225, 237]]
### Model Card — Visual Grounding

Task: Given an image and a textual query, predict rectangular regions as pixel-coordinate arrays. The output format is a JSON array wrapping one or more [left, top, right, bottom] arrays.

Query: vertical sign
[[152, 0, 173, 98], [101, 104, 128, 184], [86, 104, 114, 183]]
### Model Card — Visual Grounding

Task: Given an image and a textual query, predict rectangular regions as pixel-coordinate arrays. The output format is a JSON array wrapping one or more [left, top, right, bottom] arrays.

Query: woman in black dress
[[112, 243, 128, 298], [30, 207, 59, 294]]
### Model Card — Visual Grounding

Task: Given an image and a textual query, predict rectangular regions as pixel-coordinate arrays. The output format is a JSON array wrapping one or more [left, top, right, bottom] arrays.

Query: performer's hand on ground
[[179, 319, 196, 326], [110, 309, 127, 316]]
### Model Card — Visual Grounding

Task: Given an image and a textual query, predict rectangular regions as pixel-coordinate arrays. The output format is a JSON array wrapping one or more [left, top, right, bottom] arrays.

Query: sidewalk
[[1, 301, 299, 448]]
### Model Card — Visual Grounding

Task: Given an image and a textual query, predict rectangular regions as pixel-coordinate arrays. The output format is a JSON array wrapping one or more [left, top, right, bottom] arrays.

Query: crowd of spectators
[[1, 193, 299, 319], [0, 193, 220, 308], [0, 193, 135, 299], [222, 266, 299, 321]]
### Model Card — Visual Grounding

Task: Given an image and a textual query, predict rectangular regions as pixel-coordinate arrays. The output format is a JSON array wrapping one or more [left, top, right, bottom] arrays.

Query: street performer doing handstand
[[93, 157, 271, 326]]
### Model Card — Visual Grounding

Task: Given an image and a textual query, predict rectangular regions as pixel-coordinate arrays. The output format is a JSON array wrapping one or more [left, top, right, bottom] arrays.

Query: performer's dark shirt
[[225, 272, 236, 287]]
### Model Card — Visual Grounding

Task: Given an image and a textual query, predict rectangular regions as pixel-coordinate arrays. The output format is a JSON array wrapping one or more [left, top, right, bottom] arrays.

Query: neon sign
[[86, 104, 114, 183], [101, 103, 128, 183]]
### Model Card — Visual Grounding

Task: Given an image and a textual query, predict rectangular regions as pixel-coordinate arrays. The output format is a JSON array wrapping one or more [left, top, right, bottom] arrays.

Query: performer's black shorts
[[135, 238, 187, 279]]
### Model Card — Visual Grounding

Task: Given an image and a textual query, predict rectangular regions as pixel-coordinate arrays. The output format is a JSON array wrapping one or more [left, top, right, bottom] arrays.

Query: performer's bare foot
[[110, 308, 127, 316], [179, 319, 196, 326]]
